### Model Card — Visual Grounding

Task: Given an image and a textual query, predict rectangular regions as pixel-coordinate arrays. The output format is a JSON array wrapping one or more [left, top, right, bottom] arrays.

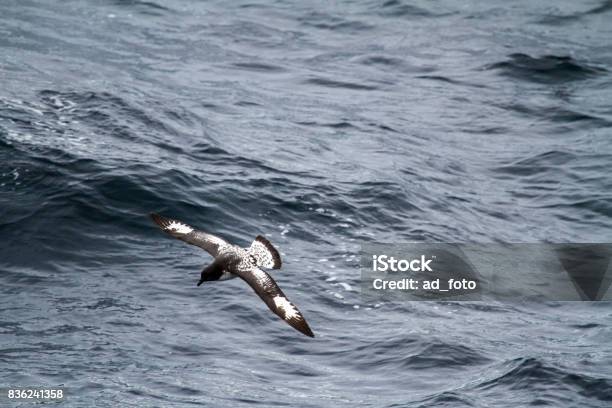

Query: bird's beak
[[197, 279, 204, 286]]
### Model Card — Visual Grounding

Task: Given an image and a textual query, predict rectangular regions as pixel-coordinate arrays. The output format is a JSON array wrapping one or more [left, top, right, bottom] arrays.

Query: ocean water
[[1, 0, 612, 406]]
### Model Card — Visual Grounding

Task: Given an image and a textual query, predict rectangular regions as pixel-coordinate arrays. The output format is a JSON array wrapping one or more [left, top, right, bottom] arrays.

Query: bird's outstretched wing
[[150, 213, 229, 257], [234, 265, 314, 337]]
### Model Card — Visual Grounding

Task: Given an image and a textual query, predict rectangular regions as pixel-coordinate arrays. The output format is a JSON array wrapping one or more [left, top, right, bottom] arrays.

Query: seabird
[[150, 213, 315, 338]]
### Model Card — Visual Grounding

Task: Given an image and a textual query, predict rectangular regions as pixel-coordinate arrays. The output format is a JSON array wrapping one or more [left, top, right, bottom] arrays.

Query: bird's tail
[[248, 236, 282, 269]]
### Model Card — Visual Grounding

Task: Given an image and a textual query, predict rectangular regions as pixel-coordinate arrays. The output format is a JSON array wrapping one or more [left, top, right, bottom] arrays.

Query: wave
[[538, 1, 612, 25], [486, 54, 606, 84]]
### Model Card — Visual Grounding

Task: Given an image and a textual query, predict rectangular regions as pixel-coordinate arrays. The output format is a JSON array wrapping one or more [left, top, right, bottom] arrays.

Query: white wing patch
[[166, 221, 193, 234], [251, 267, 272, 288], [273, 295, 299, 321]]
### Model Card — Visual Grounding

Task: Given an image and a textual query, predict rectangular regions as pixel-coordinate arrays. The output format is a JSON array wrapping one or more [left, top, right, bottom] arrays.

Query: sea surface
[[1, 1, 612, 407]]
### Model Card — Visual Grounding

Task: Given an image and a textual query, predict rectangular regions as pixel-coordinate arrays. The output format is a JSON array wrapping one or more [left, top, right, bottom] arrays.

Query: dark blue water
[[1, 1, 612, 406]]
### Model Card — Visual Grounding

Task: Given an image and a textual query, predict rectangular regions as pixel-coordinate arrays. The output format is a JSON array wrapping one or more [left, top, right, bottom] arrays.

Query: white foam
[[338, 282, 352, 291]]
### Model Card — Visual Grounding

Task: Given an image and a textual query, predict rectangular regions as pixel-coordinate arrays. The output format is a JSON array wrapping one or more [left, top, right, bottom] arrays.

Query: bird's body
[[150, 213, 315, 337]]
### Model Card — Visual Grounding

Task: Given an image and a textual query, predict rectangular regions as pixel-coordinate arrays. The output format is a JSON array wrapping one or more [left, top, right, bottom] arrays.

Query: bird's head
[[197, 262, 219, 286]]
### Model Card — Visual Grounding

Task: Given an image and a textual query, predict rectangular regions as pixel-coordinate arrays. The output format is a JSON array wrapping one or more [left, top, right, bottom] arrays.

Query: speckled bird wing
[[150, 213, 229, 257], [234, 265, 314, 338]]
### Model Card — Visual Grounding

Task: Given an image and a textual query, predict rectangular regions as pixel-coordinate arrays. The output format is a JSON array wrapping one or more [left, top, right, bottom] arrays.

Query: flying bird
[[150, 213, 315, 338]]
